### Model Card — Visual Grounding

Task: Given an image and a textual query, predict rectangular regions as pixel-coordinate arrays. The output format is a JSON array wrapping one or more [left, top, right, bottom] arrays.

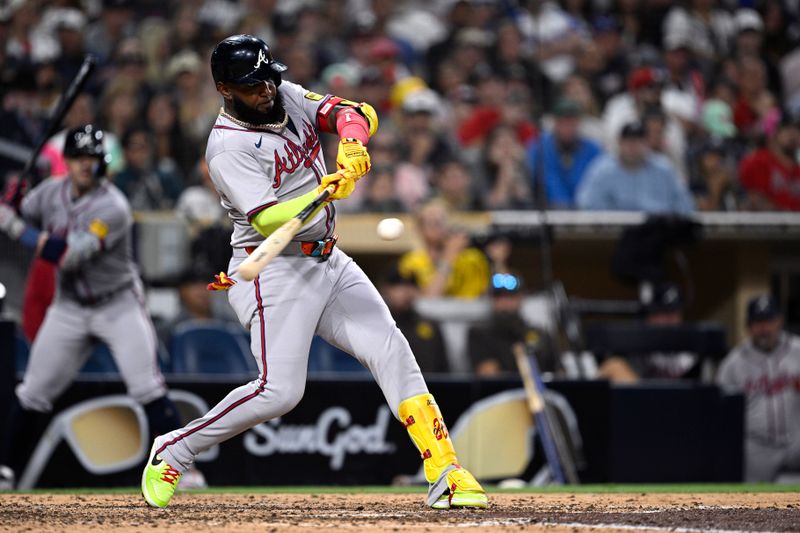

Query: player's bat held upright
[[12, 55, 96, 205], [513, 342, 568, 484], [238, 184, 337, 281]]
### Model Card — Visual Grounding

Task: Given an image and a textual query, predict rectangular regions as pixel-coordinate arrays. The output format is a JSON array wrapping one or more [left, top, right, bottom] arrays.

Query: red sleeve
[[335, 107, 370, 144], [457, 107, 500, 146], [739, 151, 768, 192]]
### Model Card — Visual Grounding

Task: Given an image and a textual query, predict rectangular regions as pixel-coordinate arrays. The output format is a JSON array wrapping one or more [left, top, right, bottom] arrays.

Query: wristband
[[18, 225, 40, 248], [40, 236, 68, 263]]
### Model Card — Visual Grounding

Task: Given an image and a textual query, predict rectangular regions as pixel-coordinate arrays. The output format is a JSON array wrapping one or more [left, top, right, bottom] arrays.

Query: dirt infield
[[0, 492, 798, 532]]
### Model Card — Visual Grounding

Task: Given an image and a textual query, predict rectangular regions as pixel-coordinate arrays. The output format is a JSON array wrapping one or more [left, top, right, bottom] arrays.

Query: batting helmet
[[210, 34, 287, 87], [63, 124, 107, 176]]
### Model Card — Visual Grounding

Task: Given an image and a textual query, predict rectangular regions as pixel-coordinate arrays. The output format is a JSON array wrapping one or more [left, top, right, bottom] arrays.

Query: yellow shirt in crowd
[[398, 248, 490, 298]]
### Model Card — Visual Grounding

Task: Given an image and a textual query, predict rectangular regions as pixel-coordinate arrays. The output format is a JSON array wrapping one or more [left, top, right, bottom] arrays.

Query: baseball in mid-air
[[376, 217, 404, 240]]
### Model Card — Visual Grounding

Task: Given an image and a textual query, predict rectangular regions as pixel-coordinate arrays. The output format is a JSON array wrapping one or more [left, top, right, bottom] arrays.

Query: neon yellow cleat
[[141, 442, 182, 509], [430, 464, 488, 509]]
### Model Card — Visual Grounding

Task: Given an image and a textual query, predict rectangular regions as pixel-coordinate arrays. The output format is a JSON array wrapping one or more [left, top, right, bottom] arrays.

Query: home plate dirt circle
[[0, 492, 798, 532]]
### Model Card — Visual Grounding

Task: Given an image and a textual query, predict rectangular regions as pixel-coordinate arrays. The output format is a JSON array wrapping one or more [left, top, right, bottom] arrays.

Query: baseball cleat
[[141, 442, 182, 508], [429, 464, 488, 509]]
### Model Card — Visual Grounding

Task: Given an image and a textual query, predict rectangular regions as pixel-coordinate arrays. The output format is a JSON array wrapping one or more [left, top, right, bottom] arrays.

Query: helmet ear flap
[[94, 154, 110, 178]]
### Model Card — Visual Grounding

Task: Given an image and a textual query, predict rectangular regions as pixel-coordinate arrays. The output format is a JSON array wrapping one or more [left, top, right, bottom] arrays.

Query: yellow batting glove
[[336, 138, 371, 180], [318, 170, 356, 201], [207, 272, 236, 291]]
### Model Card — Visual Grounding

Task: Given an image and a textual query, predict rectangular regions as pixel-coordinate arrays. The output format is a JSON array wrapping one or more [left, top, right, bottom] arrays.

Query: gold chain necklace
[[219, 107, 289, 131]]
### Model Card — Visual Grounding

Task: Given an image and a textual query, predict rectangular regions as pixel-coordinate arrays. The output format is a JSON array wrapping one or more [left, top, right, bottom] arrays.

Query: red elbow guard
[[335, 107, 370, 145]]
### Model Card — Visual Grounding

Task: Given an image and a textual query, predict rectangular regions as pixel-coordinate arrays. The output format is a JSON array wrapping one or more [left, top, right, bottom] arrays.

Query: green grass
[[5, 483, 800, 495]]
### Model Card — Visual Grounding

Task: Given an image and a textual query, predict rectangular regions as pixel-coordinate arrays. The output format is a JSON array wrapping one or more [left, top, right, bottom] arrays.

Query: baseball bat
[[513, 342, 567, 484], [526, 342, 580, 484], [238, 184, 336, 281], [11, 55, 96, 204]]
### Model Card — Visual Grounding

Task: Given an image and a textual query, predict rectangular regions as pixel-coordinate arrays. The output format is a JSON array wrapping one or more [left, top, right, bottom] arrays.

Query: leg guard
[[398, 393, 487, 509]]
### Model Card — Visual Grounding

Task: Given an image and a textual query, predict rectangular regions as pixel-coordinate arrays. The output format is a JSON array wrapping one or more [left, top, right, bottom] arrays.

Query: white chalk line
[[449, 517, 778, 533]]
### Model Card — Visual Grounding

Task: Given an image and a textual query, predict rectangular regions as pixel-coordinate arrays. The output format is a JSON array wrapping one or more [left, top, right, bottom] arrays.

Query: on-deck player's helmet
[[210, 34, 287, 87], [63, 124, 108, 176]]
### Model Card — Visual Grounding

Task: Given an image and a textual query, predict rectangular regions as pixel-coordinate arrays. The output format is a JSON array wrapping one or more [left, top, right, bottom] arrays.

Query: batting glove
[[318, 170, 356, 201], [207, 272, 236, 291], [336, 138, 371, 180], [2, 175, 28, 209]]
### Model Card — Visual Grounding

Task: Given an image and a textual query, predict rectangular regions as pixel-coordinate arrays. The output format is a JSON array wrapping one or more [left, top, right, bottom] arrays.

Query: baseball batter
[[0, 126, 188, 489], [141, 35, 487, 510]]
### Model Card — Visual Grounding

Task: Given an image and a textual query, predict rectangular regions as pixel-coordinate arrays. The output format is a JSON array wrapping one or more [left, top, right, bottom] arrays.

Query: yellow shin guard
[[398, 393, 488, 509], [398, 393, 457, 483]]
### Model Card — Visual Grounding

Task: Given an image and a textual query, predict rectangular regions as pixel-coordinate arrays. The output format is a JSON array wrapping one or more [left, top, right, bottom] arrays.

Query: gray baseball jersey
[[152, 84, 431, 472], [717, 333, 800, 480], [206, 81, 335, 248], [20, 177, 138, 302], [15, 177, 166, 412]]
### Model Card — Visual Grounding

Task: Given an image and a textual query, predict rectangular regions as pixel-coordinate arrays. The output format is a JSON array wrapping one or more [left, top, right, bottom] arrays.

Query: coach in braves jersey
[[0, 125, 192, 489], [140, 35, 487, 510], [717, 295, 800, 482]]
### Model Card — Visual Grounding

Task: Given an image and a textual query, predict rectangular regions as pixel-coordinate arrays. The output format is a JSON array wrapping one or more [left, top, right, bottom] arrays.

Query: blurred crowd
[[1, 0, 800, 218]]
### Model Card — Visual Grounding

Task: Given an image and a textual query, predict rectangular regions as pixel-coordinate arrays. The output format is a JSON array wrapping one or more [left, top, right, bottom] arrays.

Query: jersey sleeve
[[280, 81, 332, 129], [208, 150, 277, 222], [91, 195, 132, 249], [20, 178, 56, 226]]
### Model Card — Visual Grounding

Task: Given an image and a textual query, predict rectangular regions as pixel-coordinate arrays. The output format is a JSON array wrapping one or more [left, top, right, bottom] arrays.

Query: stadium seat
[[81, 342, 119, 374], [308, 336, 368, 374], [80, 340, 172, 375], [169, 320, 256, 375]]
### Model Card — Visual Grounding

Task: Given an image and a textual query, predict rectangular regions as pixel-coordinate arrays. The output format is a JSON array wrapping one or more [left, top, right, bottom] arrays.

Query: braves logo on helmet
[[254, 49, 268, 70]]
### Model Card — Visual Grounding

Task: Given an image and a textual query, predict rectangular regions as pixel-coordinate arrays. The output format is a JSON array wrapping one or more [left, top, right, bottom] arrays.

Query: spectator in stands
[[518, 0, 587, 85], [717, 294, 800, 482], [732, 8, 782, 100], [396, 89, 455, 193], [100, 79, 140, 139], [561, 75, 605, 144], [739, 118, 800, 211], [398, 199, 489, 298], [84, 0, 135, 63], [598, 283, 699, 382], [691, 140, 741, 211], [603, 67, 687, 177], [662, 0, 735, 72], [587, 15, 630, 107], [360, 164, 405, 213], [457, 67, 538, 150], [577, 122, 694, 214], [529, 97, 602, 208], [379, 266, 448, 373], [734, 56, 781, 142], [145, 91, 196, 179], [114, 125, 183, 210], [468, 271, 556, 376], [480, 124, 532, 210], [432, 158, 480, 212]]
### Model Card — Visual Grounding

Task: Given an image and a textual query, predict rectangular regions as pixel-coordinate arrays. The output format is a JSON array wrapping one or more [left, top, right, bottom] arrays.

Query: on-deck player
[[140, 34, 488, 510], [0, 125, 196, 489]]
